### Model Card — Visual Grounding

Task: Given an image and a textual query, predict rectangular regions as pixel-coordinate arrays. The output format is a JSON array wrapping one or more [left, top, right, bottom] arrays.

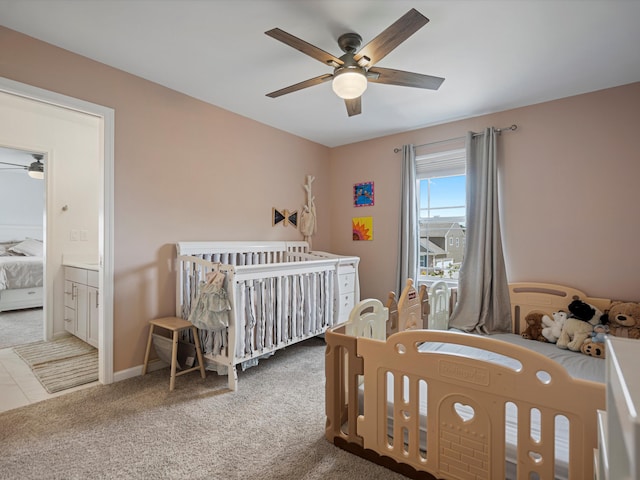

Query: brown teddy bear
[[603, 301, 640, 339], [581, 301, 640, 358], [522, 312, 547, 342]]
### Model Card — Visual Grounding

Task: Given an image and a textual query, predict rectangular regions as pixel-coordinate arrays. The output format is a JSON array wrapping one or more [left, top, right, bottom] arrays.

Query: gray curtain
[[448, 128, 511, 334], [396, 144, 418, 296]]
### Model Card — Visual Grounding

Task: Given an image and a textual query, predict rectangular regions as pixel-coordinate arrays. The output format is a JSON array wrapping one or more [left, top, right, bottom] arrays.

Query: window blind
[[416, 148, 465, 178]]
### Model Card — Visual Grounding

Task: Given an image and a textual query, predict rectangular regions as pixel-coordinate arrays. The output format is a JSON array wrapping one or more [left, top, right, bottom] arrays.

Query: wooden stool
[[142, 316, 206, 391]]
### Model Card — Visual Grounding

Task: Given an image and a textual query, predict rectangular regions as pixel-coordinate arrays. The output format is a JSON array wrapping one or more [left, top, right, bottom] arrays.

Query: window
[[416, 148, 466, 285]]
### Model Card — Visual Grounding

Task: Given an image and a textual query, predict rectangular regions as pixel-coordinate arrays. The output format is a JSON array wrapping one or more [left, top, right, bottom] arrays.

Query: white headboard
[[0, 224, 43, 243]]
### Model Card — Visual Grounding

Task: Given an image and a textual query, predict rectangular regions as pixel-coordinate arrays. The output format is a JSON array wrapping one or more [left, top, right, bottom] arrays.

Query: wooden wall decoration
[[273, 208, 298, 227]]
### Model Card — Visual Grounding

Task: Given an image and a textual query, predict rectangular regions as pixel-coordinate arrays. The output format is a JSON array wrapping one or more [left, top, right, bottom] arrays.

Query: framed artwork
[[353, 181, 374, 207], [352, 217, 373, 241]]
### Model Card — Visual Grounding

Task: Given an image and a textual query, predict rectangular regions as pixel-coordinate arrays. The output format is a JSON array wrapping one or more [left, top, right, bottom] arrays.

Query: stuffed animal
[[557, 298, 598, 351], [581, 324, 609, 358], [590, 324, 610, 343], [541, 310, 568, 343], [522, 312, 547, 342], [567, 297, 603, 326], [602, 301, 640, 339]]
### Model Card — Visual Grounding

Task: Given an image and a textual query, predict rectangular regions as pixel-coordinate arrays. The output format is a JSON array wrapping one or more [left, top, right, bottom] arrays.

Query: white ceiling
[[1, 0, 639, 147]]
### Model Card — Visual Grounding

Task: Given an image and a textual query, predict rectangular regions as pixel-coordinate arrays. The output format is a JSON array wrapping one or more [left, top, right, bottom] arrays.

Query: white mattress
[[361, 332, 605, 480], [0, 256, 44, 290], [423, 331, 605, 383]]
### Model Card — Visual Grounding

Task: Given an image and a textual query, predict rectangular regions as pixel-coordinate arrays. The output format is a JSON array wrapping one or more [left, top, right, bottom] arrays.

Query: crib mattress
[[360, 332, 604, 480]]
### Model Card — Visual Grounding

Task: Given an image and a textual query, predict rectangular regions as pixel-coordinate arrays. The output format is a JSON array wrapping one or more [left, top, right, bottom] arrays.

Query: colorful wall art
[[353, 181, 374, 207], [352, 217, 373, 241]]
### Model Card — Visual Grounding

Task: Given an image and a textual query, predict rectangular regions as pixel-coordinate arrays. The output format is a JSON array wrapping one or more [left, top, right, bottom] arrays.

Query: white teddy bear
[[541, 310, 568, 343]]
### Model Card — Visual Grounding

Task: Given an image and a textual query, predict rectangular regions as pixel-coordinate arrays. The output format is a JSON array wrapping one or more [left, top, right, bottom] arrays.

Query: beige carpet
[[13, 335, 98, 393], [0, 337, 406, 480]]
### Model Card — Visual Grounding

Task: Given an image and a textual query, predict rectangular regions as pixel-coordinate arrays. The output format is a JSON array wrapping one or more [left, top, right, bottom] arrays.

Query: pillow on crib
[[9, 238, 43, 257]]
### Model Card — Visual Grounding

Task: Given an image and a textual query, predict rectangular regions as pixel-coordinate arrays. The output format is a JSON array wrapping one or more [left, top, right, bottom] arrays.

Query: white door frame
[[0, 76, 114, 384]]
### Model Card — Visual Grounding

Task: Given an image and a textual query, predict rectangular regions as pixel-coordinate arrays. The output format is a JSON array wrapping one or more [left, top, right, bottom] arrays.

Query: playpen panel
[[353, 330, 604, 480]]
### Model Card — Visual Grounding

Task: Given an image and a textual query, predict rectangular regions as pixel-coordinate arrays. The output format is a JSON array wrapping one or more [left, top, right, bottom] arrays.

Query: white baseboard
[[113, 359, 168, 383]]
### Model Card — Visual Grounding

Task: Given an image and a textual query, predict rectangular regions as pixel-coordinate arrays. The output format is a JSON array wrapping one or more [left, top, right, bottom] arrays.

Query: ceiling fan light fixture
[[28, 154, 44, 179], [332, 68, 367, 100]]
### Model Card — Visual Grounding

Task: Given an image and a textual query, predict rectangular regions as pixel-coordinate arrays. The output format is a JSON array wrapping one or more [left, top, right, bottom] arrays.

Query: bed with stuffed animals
[[325, 281, 640, 480]]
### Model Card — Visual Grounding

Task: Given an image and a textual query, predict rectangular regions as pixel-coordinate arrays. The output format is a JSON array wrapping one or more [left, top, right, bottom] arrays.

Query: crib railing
[[177, 240, 309, 266]]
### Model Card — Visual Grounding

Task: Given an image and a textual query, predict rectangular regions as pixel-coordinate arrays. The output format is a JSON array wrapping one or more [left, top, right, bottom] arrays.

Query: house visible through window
[[416, 148, 466, 286]]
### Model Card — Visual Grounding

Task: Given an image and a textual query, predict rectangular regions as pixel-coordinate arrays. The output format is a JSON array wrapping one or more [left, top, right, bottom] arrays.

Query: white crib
[[176, 241, 359, 390]]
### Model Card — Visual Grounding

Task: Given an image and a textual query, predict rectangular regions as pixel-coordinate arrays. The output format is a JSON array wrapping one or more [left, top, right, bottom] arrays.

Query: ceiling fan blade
[[0, 160, 27, 168], [354, 8, 429, 68], [368, 67, 445, 90], [345, 97, 361, 117], [266, 73, 334, 98], [266, 28, 344, 67]]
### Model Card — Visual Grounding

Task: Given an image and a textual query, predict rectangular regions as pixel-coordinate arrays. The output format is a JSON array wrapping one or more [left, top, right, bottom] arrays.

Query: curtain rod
[[393, 124, 518, 153]]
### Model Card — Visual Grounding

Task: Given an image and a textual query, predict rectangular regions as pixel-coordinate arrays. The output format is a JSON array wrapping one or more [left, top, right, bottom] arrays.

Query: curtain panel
[[397, 144, 418, 297], [448, 128, 511, 333]]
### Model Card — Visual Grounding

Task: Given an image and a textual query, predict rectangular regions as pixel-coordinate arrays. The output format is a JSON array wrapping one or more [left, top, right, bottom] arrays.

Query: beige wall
[[329, 82, 640, 303], [0, 27, 330, 372]]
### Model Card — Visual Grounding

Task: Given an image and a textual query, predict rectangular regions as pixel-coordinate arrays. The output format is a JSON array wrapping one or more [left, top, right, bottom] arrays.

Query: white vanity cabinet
[[64, 266, 99, 348]]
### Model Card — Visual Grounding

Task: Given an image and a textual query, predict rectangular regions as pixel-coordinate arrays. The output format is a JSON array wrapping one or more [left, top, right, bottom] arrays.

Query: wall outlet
[[70, 229, 79, 241], [80, 229, 88, 241]]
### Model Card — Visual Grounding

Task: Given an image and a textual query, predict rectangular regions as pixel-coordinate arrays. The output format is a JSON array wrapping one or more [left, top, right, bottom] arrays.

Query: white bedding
[[363, 332, 604, 480], [0, 255, 44, 290], [422, 331, 605, 383]]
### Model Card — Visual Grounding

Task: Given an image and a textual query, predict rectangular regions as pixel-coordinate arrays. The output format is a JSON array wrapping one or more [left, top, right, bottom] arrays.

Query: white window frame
[[416, 148, 466, 288]]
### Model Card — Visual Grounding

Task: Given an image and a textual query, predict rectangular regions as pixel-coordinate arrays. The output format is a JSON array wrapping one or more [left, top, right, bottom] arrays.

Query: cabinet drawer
[[337, 264, 356, 276], [338, 273, 355, 294], [65, 266, 88, 284], [64, 280, 77, 309], [339, 292, 354, 312], [87, 269, 99, 288], [64, 306, 76, 334], [338, 292, 355, 323]]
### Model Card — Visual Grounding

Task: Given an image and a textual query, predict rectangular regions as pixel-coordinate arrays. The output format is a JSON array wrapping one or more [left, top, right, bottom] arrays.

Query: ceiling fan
[[0, 154, 44, 179], [265, 8, 444, 117]]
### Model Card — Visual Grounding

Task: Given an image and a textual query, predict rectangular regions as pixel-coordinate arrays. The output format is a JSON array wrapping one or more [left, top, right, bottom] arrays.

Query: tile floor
[[0, 346, 97, 413]]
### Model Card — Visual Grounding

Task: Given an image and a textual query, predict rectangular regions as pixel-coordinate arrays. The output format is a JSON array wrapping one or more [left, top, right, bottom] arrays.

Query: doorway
[[0, 76, 114, 384], [0, 146, 45, 348]]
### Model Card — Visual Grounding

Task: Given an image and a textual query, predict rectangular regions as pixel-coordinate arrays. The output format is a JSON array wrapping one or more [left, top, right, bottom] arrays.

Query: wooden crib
[[176, 241, 359, 390], [325, 282, 608, 480]]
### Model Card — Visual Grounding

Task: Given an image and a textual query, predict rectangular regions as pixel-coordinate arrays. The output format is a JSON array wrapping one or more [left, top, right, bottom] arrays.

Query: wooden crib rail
[[355, 329, 605, 480], [509, 282, 611, 335]]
